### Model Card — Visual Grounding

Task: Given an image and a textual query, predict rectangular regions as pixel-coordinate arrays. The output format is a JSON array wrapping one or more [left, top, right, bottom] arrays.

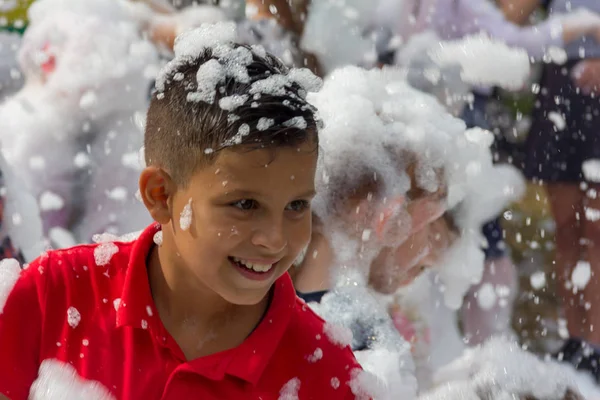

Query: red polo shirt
[[0, 224, 362, 399]]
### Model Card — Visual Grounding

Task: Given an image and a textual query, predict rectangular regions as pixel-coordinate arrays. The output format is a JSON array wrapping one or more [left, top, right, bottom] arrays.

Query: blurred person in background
[[0, 0, 161, 245], [0, 0, 33, 100], [499, 0, 600, 377], [372, 0, 600, 347], [0, 0, 34, 34], [143, 0, 318, 71]]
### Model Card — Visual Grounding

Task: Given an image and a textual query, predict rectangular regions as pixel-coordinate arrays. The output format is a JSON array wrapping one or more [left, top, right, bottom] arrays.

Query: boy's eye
[[232, 199, 258, 211], [286, 200, 310, 213]]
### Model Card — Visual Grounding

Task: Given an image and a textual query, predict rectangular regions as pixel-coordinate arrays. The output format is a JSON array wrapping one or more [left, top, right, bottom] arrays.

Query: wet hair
[[144, 43, 320, 187]]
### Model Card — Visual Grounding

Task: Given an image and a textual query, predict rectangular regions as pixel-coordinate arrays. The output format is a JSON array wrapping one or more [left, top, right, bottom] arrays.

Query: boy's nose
[[251, 219, 287, 254]]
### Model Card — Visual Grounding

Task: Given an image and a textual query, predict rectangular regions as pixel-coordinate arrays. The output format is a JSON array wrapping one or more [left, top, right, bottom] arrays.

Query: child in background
[[293, 160, 451, 300], [144, 0, 311, 70], [292, 66, 524, 397], [0, 0, 160, 244], [294, 65, 475, 308], [0, 25, 363, 399], [0, 152, 45, 264], [290, 69, 460, 395], [0, 32, 23, 101]]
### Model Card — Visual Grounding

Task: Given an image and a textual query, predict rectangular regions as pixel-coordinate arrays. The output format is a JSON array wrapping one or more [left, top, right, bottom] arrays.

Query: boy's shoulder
[[21, 228, 151, 316], [0, 230, 149, 400], [36, 227, 150, 271], [31, 232, 140, 286]]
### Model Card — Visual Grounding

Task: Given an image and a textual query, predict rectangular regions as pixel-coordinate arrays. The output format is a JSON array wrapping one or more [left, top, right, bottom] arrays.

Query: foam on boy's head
[[145, 22, 322, 186]]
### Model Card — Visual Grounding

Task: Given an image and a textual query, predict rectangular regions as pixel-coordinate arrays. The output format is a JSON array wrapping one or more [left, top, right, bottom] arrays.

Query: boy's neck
[[147, 245, 270, 360]]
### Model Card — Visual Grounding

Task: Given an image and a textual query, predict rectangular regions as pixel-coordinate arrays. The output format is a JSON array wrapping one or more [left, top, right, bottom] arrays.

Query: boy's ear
[[139, 166, 176, 224]]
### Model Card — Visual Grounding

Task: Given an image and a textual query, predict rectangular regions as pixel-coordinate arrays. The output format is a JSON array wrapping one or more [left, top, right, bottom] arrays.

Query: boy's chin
[[217, 272, 281, 306], [214, 259, 291, 305], [220, 286, 273, 307]]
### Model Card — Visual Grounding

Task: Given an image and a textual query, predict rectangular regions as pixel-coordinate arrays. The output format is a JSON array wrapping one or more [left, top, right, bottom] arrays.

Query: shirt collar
[[220, 273, 295, 384], [177, 274, 296, 384], [116, 223, 161, 330]]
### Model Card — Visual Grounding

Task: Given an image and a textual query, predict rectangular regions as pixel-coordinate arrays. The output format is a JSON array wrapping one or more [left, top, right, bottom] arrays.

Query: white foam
[[583, 159, 600, 183], [29, 359, 115, 400], [278, 377, 301, 400], [39, 191, 65, 211], [429, 33, 530, 90], [180, 199, 193, 231], [67, 306, 81, 328], [572, 261, 591, 290], [153, 231, 163, 246], [426, 336, 581, 400], [530, 271, 546, 290], [548, 111, 566, 131], [93, 242, 119, 266], [0, 258, 21, 313]]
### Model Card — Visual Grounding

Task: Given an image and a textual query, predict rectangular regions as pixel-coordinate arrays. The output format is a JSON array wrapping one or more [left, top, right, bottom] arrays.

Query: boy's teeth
[[233, 257, 273, 272]]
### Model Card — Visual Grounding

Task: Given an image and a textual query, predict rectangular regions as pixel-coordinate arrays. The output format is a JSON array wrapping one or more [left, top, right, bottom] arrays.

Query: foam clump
[[309, 286, 418, 399], [310, 66, 524, 306], [29, 359, 115, 400], [155, 22, 322, 107], [0, 259, 22, 314], [422, 336, 582, 400], [429, 33, 531, 91]]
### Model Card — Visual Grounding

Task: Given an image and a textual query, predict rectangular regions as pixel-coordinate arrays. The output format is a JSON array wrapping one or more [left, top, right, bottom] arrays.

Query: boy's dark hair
[[145, 43, 320, 187]]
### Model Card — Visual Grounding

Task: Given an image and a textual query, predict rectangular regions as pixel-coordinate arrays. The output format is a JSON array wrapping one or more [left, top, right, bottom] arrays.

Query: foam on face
[[180, 199, 193, 231], [310, 65, 525, 307]]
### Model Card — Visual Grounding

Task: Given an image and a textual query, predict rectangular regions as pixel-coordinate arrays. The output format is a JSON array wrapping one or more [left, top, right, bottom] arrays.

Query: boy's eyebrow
[[300, 190, 317, 198]]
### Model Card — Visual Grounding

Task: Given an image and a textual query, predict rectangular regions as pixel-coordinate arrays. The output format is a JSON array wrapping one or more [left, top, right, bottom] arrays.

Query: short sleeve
[[0, 256, 48, 400]]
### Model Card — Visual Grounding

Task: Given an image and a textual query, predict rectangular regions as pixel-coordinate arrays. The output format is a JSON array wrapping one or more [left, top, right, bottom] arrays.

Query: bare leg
[[462, 256, 518, 345], [580, 183, 600, 344], [546, 183, 586, 338]]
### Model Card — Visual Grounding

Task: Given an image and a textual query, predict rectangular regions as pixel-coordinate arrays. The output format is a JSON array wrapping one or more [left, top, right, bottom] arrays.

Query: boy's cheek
[[286, 219, 313, 256]]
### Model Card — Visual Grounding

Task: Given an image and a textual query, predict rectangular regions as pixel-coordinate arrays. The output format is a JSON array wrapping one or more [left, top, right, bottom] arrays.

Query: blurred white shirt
[[374, 0, 563, 60], [549, 0, 600, 59]]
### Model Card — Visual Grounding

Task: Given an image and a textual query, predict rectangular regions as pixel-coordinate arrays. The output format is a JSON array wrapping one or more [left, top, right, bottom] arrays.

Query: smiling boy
[[0, 24, 362, 399]]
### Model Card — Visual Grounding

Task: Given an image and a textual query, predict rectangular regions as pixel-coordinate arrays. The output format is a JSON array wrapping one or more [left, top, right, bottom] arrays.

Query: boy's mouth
[[228, 256, 277, 274]]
